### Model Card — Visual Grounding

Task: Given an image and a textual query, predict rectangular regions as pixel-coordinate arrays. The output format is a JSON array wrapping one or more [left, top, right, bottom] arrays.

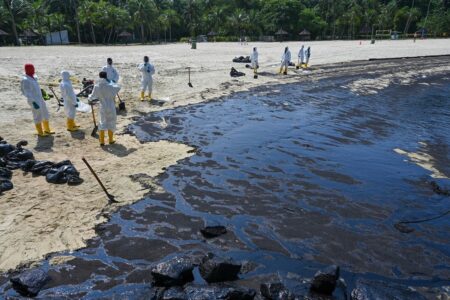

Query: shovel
[[117, 93, 126, 111], [82, 157, 118, 204], [48, 86, 64, 112], [89, 100, 98, 137], [187, 67, 193, 88]]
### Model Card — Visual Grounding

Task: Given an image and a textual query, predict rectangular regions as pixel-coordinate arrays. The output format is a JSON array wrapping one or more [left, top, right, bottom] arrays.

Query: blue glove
[[75, 103, 79, 108], [32, 102, 39, 109]]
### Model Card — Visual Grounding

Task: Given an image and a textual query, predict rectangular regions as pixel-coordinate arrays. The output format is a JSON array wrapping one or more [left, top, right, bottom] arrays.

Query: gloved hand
[[32, 102, 40, 109], [75, 103, 79, 108]]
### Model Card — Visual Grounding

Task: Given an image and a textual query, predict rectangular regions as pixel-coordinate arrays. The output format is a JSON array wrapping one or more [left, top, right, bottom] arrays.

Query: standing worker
[[20, 64, 54, 136], [89, 71, 121, 146], [305, 46, 311, 68], [102, 58, 119, 83], [138, 56, 155, 101], [60, 71, 80, 131], [251, 47, 259, 78], [298, 45, 305, 68], [280, 47, 291, 75]]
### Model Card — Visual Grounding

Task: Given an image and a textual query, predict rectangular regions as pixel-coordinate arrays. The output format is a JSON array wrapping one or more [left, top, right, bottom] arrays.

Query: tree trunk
[[90, 21, 96, 44], [169, 23, 172, 42], [140, 23, 145, 43], [5, 1, 20, 46], [75, 13, 82, 44]]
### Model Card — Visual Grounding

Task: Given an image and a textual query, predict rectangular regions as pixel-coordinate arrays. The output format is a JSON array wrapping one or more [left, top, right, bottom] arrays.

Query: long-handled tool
[[76, 84, 94, 98], [89, 99, 99, 137], [82, 157, 118, 204], [117, 93, 126, 111], [187, 67, 193, 88], [48, 86, 64, 112]]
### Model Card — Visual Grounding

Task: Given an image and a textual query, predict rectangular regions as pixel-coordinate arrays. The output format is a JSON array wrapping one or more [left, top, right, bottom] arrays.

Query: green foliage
[[0, 0, 449, 45]]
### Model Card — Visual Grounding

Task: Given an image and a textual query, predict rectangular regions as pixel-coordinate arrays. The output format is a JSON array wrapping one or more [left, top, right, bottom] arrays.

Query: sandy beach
[[0, 39, 449, 273]]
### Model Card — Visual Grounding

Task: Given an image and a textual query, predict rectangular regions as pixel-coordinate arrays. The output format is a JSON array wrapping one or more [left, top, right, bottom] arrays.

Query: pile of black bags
[[0, 137, 83, 194], [232, 56, 251, 63]]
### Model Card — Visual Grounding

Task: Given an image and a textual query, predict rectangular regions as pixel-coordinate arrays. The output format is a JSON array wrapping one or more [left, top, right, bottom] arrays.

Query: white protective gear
[[298, 46, 305, 64], [20, 75, 49, 124], [251, 49, 259, 69], [281, 49, 291, 69], [138, 62, 155, 94], [102, 64, 119, 83], [59, 71, 77, 119], [89, 78, 121, 132]]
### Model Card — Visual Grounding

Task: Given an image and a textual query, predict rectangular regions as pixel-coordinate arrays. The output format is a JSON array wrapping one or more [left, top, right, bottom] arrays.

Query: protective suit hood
[[61, 71, 71, 82]]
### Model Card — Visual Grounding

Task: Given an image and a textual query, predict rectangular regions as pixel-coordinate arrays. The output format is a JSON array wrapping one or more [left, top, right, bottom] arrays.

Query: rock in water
[[10, 269, 50, 297], [200, 226, 227, 238], [310, 265, 340, 295], [260, 282, 293, 300], [151, 256, 194, 287], [351, 279, 427, 300], [184, 284, 256, 300], [161, 287, 188, 300], [199, 253, 242, 283]]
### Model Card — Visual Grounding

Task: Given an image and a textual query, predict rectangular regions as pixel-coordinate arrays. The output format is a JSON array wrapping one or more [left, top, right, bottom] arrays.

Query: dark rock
[[0, 143, 15, 157], [0, 178, 13, 193], [184, 284, 256, 300], [151, 256, 195, 287], [0, 167, 12, 179], [10, 268, 50, 297], [161, 287, 188, 300], [199, 253, 242, 283], [310, 265, 340, 295], [200, 226, 227, 238], [351, 279, 427, 300], [260, 282, 293, 300]]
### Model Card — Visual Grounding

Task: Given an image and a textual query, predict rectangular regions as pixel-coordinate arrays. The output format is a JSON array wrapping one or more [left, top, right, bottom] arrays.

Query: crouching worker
[[60, 71, 80, 131], [21, 64, 55, 136], [89, 71, 121, 146], [138, 56, 155, 101]]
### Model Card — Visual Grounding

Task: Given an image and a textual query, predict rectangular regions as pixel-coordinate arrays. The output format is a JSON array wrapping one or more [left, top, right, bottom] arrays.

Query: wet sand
[[0, 40, 449, 277]]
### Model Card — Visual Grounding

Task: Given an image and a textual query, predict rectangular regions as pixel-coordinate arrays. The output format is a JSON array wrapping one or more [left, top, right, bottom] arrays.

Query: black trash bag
[[30, 161, 55, 175], [232, 56, 251, 63], [0, 167, 12, 179], [0, 158, 6, 168], [230, 67, 245, 78], [6, 148, 34, 162], [0, 178, 13, 193], [0, 143, 15, 157], [21, 159, 37, 172], [46, 160, 82, 185]]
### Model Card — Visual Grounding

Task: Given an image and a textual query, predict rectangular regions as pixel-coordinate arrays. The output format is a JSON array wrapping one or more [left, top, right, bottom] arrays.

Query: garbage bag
[[0, 144, 15, 157], [232, 56, 251, 63], [20, 160, 37, 172], [46, 160, 82, 185], [30, 161, 55, 176], [6, 148, 34, 162], [0, 167, 12, 179], [230, 67, 245, 77], [0, 178, 13, 193]]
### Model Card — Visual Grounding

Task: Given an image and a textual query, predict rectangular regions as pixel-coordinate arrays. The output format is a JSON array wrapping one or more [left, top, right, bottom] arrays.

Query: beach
[[0, 39, 449, 276]]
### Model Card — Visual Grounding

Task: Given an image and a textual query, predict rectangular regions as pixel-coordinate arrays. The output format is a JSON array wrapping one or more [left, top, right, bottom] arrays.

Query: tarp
[[45, 30, 69, 45]]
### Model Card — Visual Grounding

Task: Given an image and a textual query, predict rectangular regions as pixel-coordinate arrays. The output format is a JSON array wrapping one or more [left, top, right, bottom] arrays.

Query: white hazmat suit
[[251, 49, 259, 70], [281, 48, 291, 74], [89, 78, 121, 132], [21, 75, 49, 124], [60, 71, 77, 119], [102, 64, 119, 83], [298, 46, 305, 64], [138, 62, 155, 98]]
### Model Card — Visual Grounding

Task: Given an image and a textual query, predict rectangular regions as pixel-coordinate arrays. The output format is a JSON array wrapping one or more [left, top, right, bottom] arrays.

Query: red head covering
[[24, 64, 35, 77]]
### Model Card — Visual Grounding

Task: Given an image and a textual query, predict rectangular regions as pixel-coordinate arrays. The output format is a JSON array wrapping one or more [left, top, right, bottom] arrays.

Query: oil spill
[[1, 71, 450, 298]]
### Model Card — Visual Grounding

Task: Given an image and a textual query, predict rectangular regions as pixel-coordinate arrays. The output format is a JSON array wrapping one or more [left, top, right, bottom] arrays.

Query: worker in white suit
[[138, 56, 155, 101], [280, 47, 291, 75], [102, 58, 119, 83], [20, 64, 54, 136], [60, 70, 80, 131], [89, 71, 121, 146]]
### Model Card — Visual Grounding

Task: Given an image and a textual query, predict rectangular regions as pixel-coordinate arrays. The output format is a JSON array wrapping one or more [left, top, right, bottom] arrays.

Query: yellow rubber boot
[[108, 130, 115, 144], [67, 119, 79, 132], [35, 123, 48, 137], [140, 91, 145, 101], [279, 67, 283, 74], [147, 93, 152, 101], [99, 130, 105, 146], [42, 120, 55, 134]]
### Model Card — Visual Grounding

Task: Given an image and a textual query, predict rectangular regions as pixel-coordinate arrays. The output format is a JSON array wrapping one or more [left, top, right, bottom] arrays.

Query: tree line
[[1, 0, 449, 45]]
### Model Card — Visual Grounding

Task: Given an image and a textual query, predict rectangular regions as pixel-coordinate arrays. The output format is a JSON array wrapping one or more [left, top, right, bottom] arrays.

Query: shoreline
[[0, 41, 450, 274]]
